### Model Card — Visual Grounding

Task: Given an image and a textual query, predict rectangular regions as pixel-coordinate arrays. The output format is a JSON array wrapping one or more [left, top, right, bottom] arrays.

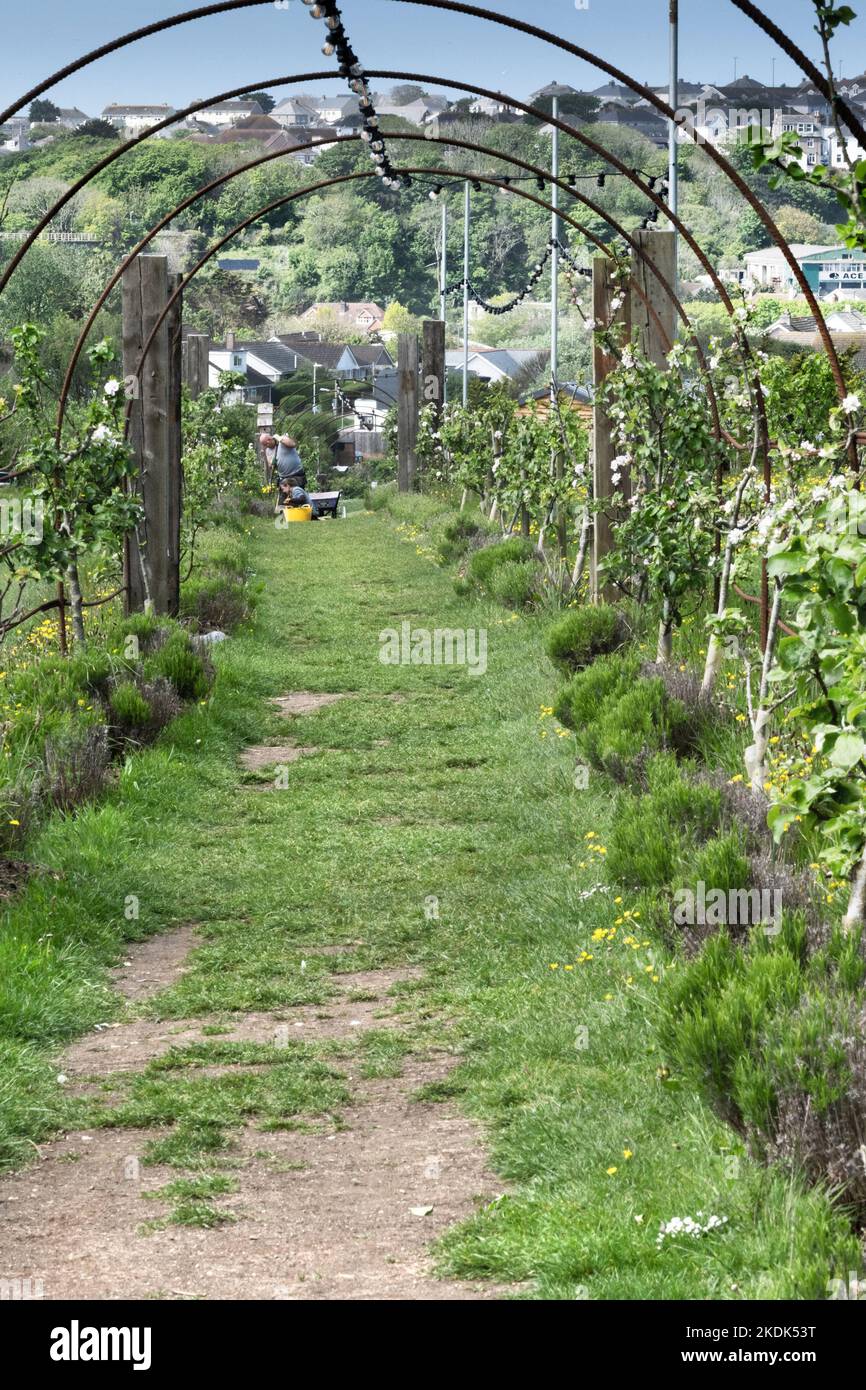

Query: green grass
[[0, 506, 859, 1297]]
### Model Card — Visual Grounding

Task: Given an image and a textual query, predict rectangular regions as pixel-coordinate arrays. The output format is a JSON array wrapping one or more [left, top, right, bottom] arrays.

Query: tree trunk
[[843, 842, 866, 933], [65, 563, 86, 646], [656, 599, 673, 664]]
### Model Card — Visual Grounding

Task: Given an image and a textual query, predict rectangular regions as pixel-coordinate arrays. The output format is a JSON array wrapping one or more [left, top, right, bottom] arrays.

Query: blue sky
[[2, 0, 865, 117]]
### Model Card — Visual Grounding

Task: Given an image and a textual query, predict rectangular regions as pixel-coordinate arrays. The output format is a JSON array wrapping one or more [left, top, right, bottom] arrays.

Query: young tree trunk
[[656, 598, 673, 664], [702, 469, 754, 695], [744, 578, 783, 794], [571, 508, 591, 591], [843, 842, 866, 933], [65, 563, 86, 647]]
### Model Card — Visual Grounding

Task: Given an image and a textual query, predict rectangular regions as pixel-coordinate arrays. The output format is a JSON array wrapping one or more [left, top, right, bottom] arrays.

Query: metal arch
[[55, 131, 716, 439], [2, 65, 736, 323], [386, 0, 848, 400], [730, 0, 866, 152], [116, 166, 682, 438], [0, 0, 845, 396]]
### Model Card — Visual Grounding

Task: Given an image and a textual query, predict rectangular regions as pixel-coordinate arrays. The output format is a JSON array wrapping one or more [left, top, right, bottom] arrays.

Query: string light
[[301, 0, 401, 189]]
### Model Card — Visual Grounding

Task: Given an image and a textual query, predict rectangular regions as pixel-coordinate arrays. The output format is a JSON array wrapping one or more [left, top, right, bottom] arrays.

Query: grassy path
[[0, 510, 853, 1300]]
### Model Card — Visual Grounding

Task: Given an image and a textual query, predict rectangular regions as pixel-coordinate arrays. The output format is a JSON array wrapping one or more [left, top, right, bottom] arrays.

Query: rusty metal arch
[[118, 165, 645, 433], [56, 130, 719, 441], [0, 0, 847, 398]]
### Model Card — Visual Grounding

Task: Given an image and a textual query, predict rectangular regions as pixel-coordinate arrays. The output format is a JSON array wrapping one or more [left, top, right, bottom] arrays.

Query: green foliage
[[146, 633, 209, 702], [489, 559, 539, 609], [606, 757, 722, 889], [545, 603, 623, 675], [555, 654, 696, 783], [109, 681, 151, 730], [467, 536, 536, 586]]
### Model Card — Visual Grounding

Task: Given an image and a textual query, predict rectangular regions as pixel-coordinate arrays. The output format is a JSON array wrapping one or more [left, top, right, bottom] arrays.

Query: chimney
[[226, 331, 235, 350]]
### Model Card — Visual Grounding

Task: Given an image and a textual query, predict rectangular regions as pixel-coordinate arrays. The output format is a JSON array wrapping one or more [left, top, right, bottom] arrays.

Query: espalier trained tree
[[0, 324, 139, 646]]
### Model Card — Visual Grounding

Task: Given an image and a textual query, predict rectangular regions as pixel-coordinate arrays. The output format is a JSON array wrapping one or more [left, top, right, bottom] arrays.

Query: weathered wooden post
[[630, 230, 677, 368], [591, 256, 631, 603], [421, 319, 446, 428], [122, 255, 182, 616], [397, 332, 419, 493], [183, 333, 211, 400]]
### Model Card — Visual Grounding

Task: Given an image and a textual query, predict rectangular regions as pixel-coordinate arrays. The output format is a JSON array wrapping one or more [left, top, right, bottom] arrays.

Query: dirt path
[[0, 914, 505, 1301]]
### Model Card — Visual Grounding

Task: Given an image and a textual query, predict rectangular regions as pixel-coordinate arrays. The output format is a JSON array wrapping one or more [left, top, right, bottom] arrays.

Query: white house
[[742, 243, 835, 291], [191, 99, 263, 127], [102, 104, 175, 135]]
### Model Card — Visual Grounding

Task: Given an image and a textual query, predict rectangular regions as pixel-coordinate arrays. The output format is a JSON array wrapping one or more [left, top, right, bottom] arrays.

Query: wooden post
[[591, 256, 631, 603], [421, 319, 446, 429], [630, 230, 677, 369], [122, 255, 182, 616], [183, 333, 210, 400], [397, 332, 419, 493], [166, 274, 183, 616]]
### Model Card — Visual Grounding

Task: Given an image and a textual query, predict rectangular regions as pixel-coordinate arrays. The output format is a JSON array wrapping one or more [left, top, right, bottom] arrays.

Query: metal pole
[[551, 92, 559, 400], [312, 360, 318, 414], [440, 195, 448, 405], [668, 0, 679, 281], [463, 180, 470, 407]]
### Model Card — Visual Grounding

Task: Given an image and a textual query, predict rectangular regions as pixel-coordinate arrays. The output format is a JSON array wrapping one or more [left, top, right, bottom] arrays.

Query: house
[[217, 258, 261, 272], [311, 94, 360, 125], [741, 243, 835, 292], [102, 104, 175, 135], [301, 301, 386, 335], [375, 99, 438, 125], [191, 99, 263, 127], [214, 114, 284, 143], [771, 111, 826, 169], [273, 335, 391, 381], [594, 102, 668, 145], [740, 243, 866, 298], [56, 107, 91, 129], [445, 347, 550, 383], [0, 118, 30, 154], [765, 308, 866, 340], [271, 96, 323, 127], [469, 95, 518, 118]]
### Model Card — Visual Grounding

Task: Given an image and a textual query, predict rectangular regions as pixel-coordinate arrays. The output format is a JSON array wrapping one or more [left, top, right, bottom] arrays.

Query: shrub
[[489, 559, 539, 609], [435, 513, 486, 566], [606, 759, 722, 889], [107, 677, 182, 748], [42, 725, 112, 813], [555, 655, 694, 784], [545, 604, 624, 675], [109, 681, 151, 731], [467, 536, 535, 587], [659, 917, 866, 1220], [181, 575, 251, 633], [146, 633, 210, 701], [364, 482, 396, 511]]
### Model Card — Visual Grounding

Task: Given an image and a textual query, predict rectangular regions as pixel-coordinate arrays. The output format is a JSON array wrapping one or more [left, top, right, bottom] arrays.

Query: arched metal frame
[[55, 129, 721, 442], [115, 165, 678, 434], [0, 0, 849, 403]]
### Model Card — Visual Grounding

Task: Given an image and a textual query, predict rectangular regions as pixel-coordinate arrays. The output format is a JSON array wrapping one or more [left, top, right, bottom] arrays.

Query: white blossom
[[103, 378, 122, 398], [842, 393, 861, 415]]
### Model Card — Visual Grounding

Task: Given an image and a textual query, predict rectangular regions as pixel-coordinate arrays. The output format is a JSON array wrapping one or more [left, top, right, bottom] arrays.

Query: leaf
[[829, 733, 866, 770]]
